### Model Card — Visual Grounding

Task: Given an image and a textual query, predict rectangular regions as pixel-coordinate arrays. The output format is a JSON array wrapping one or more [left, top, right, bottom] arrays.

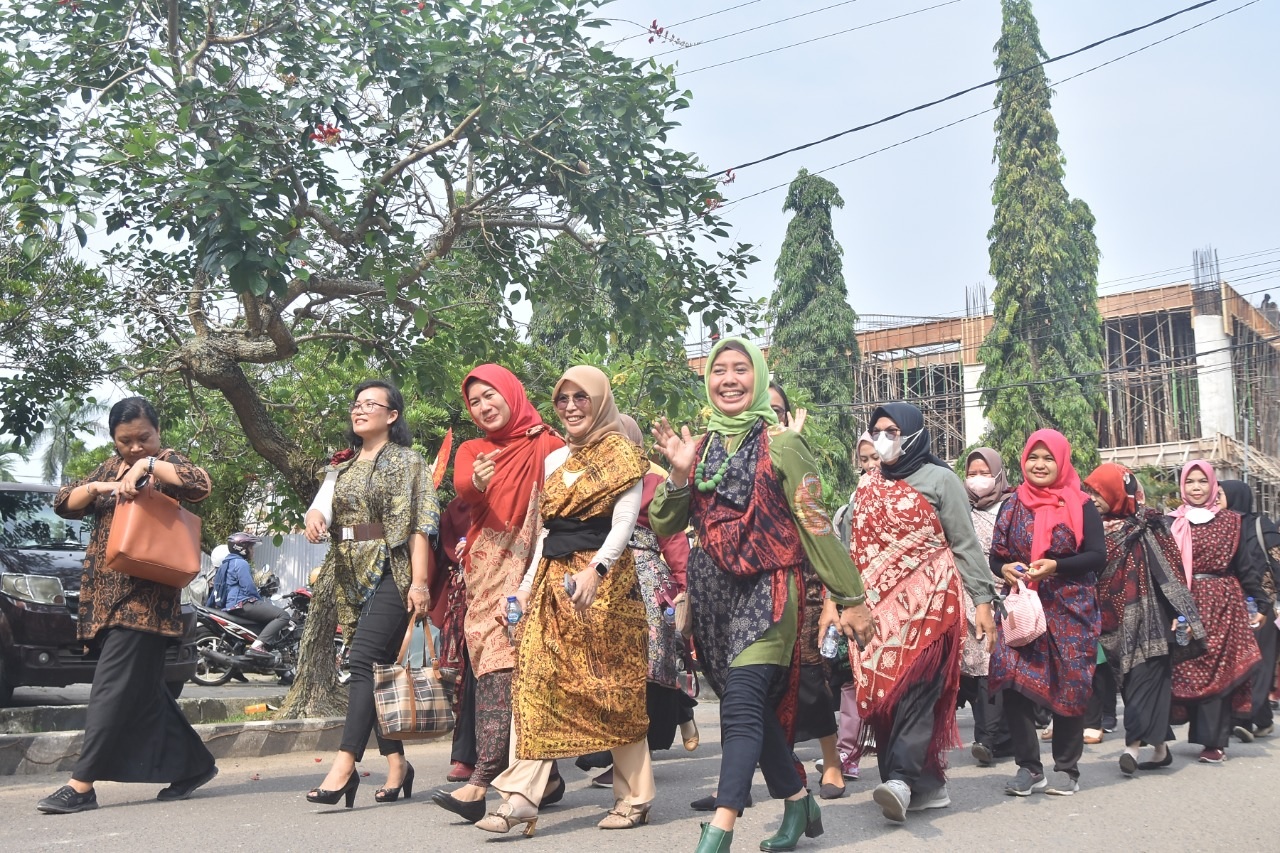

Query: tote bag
[[373, 621, 455, 740], [1002, 578, 1047, 647], [104, 482, 202, 589]]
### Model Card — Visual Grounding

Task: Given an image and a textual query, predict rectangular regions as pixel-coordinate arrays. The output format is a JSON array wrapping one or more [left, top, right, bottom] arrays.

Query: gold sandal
[[597, 800, 651, 830], [681, 720, 700, 751], [476, 802, 539, 836]]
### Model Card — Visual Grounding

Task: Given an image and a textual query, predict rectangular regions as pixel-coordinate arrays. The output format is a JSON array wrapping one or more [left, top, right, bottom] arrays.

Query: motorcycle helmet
[[227, 531, 261, 558]]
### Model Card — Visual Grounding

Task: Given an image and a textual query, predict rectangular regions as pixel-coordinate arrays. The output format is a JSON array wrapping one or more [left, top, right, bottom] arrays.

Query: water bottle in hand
[[1246, 597, 1259, 621], [1174, 615, 1190, 647], [820, 625, 841, 659], [663, 606, 676, 626], [506, 595, 522, 643]]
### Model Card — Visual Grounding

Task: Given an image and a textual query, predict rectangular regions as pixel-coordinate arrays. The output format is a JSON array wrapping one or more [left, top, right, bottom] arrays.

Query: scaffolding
[[1098, 308, 1200, 448], [852, 348, 966, 461]]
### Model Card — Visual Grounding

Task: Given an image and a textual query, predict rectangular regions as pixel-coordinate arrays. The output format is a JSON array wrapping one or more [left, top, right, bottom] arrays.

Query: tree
[[0, 439, 31, 482], [978, 0, 1105, 474], [38, 399, 108, 484], [767, 169, 860, 492]]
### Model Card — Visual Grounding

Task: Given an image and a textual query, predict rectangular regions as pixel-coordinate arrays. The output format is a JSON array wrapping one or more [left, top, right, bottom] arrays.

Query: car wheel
[[191, 631, 235, 687]]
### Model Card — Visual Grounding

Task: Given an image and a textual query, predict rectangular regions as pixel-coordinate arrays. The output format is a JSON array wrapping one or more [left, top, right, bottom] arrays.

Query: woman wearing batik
[[1219, 480, 1280, 739], [989, 430, 1105, 798], [477, 366, 651, 836], [1083, 463, 1204, 774], [432, 364, 566, 823], [961, 447, 1015, 767], [849, 404, 998, 823], [1166, 462, 1267, 763], [651, 338, 873, 853]]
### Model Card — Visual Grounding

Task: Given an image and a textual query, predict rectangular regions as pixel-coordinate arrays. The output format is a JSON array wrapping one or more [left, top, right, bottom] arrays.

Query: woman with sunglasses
[[303, 380, 440, 808], [477, 366, 652, 836]]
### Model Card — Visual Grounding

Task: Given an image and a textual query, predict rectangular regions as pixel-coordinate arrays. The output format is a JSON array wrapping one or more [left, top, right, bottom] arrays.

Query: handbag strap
[[396, 618, 442, 678]]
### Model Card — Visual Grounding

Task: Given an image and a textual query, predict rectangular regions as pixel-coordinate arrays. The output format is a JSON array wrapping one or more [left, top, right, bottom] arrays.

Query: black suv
[[0, 482, 198, 705]]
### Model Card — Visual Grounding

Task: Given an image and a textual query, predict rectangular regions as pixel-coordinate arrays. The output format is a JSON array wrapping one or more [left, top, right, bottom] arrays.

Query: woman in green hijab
[[651, 338, 875, 853]]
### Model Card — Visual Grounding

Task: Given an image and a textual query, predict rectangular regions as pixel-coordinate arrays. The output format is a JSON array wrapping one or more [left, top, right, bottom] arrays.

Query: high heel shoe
[[541, 774, 566, 807], [759, 793, 822, 851], [307, 770, 359, 808], [431, 788, 487, 822], [375, 763, 414, 803], [598, 799, 651, 829], [475, 802, 539, 837]]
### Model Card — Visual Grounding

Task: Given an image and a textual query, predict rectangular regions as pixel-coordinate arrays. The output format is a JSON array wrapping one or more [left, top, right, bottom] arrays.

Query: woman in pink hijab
[[1166, 460, 1267, 764]]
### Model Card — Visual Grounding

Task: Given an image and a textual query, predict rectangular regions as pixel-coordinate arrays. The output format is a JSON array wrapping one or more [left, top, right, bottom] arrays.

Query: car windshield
[[0, 490, 88, 549]]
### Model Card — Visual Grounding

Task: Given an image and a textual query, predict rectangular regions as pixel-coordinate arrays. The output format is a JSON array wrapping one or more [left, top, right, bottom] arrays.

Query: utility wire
[[651, 0, 872, 57], [604, 0, 767, 47], [706, 0, 1256, 177]]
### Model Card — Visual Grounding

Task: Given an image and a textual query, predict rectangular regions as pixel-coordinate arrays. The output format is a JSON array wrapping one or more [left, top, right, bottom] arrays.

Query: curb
[[0, 693, 287, 735]]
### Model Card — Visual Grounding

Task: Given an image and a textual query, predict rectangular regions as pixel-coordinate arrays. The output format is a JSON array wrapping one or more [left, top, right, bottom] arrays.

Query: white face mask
[[966, 474, 996, 493], [872, 433, 901, 463]]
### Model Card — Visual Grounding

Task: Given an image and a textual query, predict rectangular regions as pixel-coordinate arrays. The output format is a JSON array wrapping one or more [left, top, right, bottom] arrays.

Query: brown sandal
[[476, 802, 539, 836], [598, 800, 651, 829]]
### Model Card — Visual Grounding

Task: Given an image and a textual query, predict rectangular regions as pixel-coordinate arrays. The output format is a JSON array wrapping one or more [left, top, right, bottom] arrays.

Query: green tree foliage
[[38, 399, 108, 484], [978, 0, 1106, 475], [768, 169, 860, 492], [0, 438, 31, 482], [0, 0, 755, 505]]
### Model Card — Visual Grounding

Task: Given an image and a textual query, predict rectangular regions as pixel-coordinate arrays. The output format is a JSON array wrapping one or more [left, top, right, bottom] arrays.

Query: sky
[[599, 0, 1280, 337]]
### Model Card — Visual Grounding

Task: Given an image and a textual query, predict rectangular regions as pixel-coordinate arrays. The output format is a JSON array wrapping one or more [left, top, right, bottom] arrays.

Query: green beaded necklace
[[694, 442, 732, 493]]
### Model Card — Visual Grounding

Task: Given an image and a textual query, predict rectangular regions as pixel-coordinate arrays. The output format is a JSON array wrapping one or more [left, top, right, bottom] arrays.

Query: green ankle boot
[[758, 793, 823, 852], [695, 822, 733, 853]]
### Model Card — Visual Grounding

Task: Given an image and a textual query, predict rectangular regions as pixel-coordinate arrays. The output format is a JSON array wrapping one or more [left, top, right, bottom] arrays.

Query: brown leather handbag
[[104, 481, 203, 589]]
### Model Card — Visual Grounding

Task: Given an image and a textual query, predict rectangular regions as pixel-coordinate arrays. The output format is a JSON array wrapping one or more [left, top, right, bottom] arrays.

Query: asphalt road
[[1, 703, 1276, 852], [7, 674, 287, 708]]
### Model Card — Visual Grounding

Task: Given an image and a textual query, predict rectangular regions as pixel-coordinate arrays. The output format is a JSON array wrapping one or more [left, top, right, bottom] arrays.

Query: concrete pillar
[[1192, 313, 1235, 439], [962, 362, 989, 448]]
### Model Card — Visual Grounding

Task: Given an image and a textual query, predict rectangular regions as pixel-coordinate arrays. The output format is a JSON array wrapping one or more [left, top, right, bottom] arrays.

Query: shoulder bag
[[104, 477, 203, 589], [373, 621, 455, 740]]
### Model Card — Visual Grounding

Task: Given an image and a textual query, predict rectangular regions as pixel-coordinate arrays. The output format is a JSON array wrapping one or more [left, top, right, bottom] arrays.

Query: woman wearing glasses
[[304, 380, 440, 808], [477, 366, 652, 836]]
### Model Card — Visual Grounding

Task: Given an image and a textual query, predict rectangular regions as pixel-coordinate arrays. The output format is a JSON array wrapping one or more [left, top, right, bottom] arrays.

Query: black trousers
[[1005, 689, 1085, 778], [450, 645, 478, 766], [968, 675, 1013, 753], [716, 664, 804, 812], [75, 627, 215, 784], [1251, 625, 1278, 729], [1187, 696, 1233, 750], [876, 657, 946, 793], [233, 600, 291, 648], [1084, 660, 1118, 730], [339, 572, 410, 760], [1121, 656, 1175, 746]]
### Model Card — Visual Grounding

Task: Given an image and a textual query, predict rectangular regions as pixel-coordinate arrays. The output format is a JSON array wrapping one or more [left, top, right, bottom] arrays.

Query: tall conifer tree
[[769, 169, 860, 491], [979, 0, 1105, 474]]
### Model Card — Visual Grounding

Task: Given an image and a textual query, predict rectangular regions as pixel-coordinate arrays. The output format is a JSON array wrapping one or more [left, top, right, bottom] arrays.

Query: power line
[[651, 0, 873, 57], [604, 0, 767, 47], [706, 0, 1256, 177]]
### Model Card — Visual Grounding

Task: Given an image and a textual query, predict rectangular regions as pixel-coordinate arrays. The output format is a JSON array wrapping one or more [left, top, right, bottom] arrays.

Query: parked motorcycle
[[191, 584, 310, 686]]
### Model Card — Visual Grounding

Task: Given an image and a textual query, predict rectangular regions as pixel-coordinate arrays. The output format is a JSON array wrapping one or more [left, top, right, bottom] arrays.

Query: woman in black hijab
[[1220, 480, 1280, 738]]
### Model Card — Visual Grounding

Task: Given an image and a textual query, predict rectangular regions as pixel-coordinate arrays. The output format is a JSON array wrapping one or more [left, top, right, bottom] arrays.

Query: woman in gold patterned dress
[[477, 366, 652, 836], [304, 379, 439, 808]]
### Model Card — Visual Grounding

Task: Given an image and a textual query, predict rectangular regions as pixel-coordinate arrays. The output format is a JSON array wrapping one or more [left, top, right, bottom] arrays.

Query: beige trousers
[[491, 736, 655, 807]]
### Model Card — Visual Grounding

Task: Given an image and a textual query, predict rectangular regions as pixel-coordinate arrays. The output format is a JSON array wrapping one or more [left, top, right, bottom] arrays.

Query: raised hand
[[652, 418, 697, 486]]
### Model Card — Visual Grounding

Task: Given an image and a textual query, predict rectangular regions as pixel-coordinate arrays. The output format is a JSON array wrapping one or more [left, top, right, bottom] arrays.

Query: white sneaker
[[873, 780, 910, 823], [907, 785, 951, 812]]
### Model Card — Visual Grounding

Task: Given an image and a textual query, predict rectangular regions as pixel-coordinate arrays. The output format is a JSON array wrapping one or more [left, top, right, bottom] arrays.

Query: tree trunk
[[277, 565, 348, 718]]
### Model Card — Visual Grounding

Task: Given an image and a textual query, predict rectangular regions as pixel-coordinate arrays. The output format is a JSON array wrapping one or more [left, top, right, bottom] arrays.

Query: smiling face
[[1183, 467, 1212, 507], [708, 347, 755, 417], [856, 441, 880, 473], [554, 380, 594, 441], [349, 386, 398, 444], [1023, 443, 1059, 487], [466, 380, 512, 434], [112, 417, 162, 466]]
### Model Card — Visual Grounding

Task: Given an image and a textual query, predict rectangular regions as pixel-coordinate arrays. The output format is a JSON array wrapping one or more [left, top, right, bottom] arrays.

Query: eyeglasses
[[349, 400, 393, 413], [869, 428, 900, 439], [553, 392, 592, 410]]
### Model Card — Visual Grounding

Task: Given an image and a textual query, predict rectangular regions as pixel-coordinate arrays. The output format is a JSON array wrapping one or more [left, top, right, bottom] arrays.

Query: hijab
[[555, 365, 623, 450], [462, 364, 546, 442], [1167, 460, 1220, 582], [705, 338, 777, 437], [964, 447, 1009, 510], [1015, 429, 1088, 562], [619, 414, 645, 448], [1083, 462, 1143, 518], [1221, 479, 1280, 566], [869, 401, 948, 481]]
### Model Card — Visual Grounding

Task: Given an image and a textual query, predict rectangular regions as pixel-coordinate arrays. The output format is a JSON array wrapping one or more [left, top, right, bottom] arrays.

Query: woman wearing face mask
[[961, 448, 1015, 767], [988, 430, 1105, 798], [1166, 463, 1267, 763], [1083, 463, 1204, 774], [651, 338, 873, 853], [477, 366, 651, 836], [432, 365, 566, 822], [1218, 480, 1280, 741], [847, 403, 998, 823]]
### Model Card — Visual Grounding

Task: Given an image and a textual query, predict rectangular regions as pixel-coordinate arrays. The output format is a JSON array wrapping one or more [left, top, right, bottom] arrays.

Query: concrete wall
[[1192, 313, 1236, 440], [962, 362, 988, 448]]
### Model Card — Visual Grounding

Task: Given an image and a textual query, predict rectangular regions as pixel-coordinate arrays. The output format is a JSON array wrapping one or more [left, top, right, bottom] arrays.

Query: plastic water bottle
[[663, 606, 676, 626], [1246, 597, 1259, 618], [506, 596, 522, 643], [820, 625, 841, 659], [1174, 616, 1190, 647]]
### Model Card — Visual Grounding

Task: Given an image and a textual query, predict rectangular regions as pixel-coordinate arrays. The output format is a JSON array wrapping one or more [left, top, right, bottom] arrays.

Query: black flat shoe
[[690, 793, 750, 814], [431, 789, 486, 822], [819, 782, 848, 800], [1118, 754, 1138, 776], [375, 763, 414, 803], [158, 765, 219, 801], [541, 774, 566, 807], [37, 785, 98, 814], [1137, 750, 1173, 771], [307, 770, 359, 808]]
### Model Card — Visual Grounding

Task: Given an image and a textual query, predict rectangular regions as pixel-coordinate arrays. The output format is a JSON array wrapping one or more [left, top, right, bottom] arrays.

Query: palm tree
[[38, 399, 108, 484], [0, 439, 31, 482]]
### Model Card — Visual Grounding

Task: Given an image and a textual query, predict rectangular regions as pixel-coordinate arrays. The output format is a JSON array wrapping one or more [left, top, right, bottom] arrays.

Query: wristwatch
[[593, 563, 608, 579]]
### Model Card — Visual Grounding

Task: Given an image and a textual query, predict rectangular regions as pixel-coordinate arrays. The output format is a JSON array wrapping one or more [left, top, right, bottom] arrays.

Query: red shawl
[[1016, 429, 1088, 563]]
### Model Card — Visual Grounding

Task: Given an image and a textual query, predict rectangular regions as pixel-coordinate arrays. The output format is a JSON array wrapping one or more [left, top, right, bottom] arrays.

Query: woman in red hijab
[[988, 430, 1105, 797], [431, 365, 565, 823]]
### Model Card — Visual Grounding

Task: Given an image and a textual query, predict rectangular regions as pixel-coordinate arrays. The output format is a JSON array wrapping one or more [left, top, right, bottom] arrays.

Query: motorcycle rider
[[210, 532, 290, 662]]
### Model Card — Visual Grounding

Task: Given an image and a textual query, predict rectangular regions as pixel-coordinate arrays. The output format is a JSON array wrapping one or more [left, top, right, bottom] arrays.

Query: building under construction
[[848, 256, 1280, 514]]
